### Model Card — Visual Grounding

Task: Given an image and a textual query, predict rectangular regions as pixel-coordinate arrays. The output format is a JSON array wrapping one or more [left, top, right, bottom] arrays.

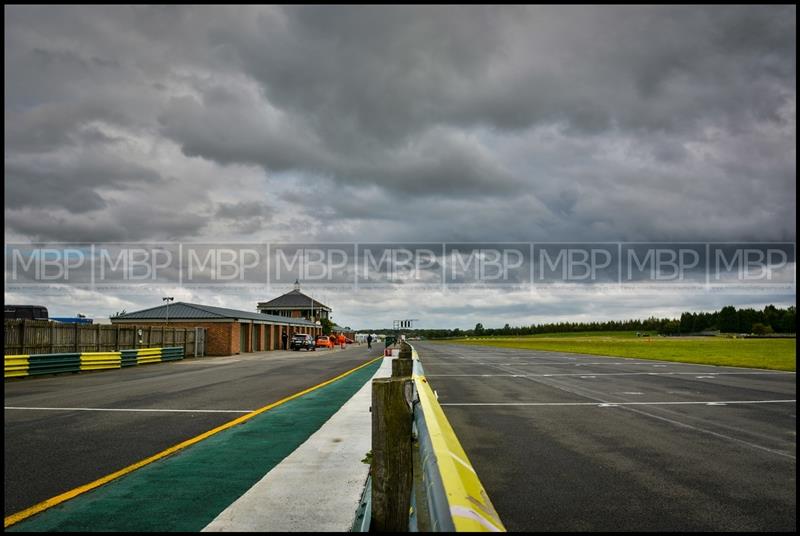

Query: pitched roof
[[257, 289, 330, 310], [111, 302, 316, 326]]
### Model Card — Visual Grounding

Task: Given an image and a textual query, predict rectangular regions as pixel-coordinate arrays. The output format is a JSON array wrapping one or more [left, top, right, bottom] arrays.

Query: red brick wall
[[113, 321, 234, 356]]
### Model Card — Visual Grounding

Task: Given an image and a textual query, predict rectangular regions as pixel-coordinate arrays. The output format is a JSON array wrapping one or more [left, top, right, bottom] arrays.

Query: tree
[[751, 323, 774, 335], [320, 317, 333, 335], [474, 323, 485, 335], [718, 306, 739, 333]]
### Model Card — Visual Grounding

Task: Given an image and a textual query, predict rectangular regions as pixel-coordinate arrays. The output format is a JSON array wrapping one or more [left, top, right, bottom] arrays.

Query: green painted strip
[[8, 359, 382, 532], [27, 360, 81, 367]]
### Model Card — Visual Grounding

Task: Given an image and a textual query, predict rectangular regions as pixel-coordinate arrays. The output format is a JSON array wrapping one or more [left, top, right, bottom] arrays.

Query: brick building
[[111, 302, 320, 356]]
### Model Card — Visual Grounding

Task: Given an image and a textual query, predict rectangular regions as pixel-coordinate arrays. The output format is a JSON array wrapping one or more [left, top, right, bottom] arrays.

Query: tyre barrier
[[4, 347, 185, 379]]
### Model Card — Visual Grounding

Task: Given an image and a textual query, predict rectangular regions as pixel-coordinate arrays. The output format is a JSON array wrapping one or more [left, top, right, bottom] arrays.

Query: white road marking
[[4, 406, 252, 413], [441, 399, 796, 407], [464, 362, 657, 366], [424, 344, 797, 460], [432, 348, 796, 373], [425, 371, 790, 378]]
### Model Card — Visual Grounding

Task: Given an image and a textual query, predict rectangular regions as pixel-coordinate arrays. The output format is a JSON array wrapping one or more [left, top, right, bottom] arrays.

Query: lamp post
[[162, 297, 174, 326]]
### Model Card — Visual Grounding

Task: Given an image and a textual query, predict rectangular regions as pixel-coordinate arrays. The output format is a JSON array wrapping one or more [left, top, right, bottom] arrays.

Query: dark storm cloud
[[4, 4, 796, 245], [6, 153, 162, 213], [216, 5, 794, 138]]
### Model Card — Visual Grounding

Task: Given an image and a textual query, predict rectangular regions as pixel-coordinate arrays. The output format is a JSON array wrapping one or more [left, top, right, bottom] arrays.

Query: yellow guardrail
[[4, 355, 30, 378], [136, 348, 163, 365], [5, 348, 183, 378], [410, 345, 506, 532], [80, 352, 122, 371]]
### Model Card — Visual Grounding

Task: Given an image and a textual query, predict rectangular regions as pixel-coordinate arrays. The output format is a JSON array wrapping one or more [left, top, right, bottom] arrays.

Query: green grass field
[[441, 332, 796, 371]]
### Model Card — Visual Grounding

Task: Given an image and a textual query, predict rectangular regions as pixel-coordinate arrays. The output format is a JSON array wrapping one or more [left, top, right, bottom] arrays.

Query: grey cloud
[[5, 151, 163, 214], [216, 6, 794, 138], [4, 5, 796, 247], [5, 205, 209, 243], [214, 200, 274, 234]]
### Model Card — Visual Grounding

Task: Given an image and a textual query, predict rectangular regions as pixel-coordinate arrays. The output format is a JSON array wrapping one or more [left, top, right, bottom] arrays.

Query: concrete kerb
[[202, 356, 393, 532]]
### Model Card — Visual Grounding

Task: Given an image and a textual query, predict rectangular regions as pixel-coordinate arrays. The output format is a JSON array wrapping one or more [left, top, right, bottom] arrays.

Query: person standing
[[281, 330, 288, 351], [337, 332, 346, 349], [366, 333, 373, 349]]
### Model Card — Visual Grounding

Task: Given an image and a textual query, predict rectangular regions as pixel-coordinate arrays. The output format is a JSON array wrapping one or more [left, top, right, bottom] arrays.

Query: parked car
[[316, 336, 333, 349], [290, 333, 316, 351]]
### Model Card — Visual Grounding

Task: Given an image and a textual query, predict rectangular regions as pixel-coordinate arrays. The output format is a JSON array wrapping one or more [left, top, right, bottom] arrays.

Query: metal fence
[[3, 320, 201, 357]]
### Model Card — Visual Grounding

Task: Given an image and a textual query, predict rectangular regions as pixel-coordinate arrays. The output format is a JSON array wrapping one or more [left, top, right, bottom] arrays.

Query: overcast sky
[[4, 5, 796, 328]]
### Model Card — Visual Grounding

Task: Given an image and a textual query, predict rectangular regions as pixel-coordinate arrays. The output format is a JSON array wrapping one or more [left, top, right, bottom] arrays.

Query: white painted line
[[465, 362, 655, 366], [450, 506, 503, 532], [4, 406, 252, 413], [434, 347, 797, 373], [426, 371, 791, 378], [448, 451, 478, 474], [441, 400, 796, 407]]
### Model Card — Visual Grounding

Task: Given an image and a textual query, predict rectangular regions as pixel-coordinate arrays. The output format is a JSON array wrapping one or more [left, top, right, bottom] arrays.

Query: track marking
[[425, 371, 791, 377], [429, 345, 796, 373], [441, 400, 796, 406], [4, 355, 384, 529], [425, 345, 797, 460], [4, 407, 252, 414], [461, 362, 677, 366]]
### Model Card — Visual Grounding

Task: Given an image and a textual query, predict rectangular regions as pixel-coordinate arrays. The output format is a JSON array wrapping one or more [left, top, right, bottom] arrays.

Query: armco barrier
[[80, 352, 122, 371], [28, 353, 81, 376], [410, 344, 505, 532], [4, 355, 29, 378], [4, 347, 184, 379]]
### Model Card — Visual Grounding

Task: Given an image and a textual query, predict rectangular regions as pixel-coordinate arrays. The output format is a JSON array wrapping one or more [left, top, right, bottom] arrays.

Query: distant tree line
[[365, 305, 795, 339]]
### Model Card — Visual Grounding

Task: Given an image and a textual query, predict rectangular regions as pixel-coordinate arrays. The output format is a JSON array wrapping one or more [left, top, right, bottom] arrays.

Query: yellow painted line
[[4, 354, 384, 528]]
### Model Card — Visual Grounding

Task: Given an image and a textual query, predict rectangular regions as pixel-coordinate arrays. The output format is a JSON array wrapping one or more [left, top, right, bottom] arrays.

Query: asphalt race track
[[4, 344, 383, 516], [415, 342, 796, 532]]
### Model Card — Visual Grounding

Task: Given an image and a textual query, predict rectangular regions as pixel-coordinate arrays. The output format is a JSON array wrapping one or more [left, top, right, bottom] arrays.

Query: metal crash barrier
[[411, 345, 505, 532], [357, 343, 505, 532], [4, 347, 185, 379]]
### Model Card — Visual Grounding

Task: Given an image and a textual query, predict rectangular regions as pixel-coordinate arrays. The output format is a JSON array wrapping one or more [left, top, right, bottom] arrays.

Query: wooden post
[[392, 358, 413, 378], [149, 325, 153, 348], [20, 320, 27, 355], [74, 322, 79, 353], [392, 341, 413, 377], [50, 323, 56, 353], [97, 324, 102, 351], [115, 326, 120, 351], [371, 377, 413, 532]]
